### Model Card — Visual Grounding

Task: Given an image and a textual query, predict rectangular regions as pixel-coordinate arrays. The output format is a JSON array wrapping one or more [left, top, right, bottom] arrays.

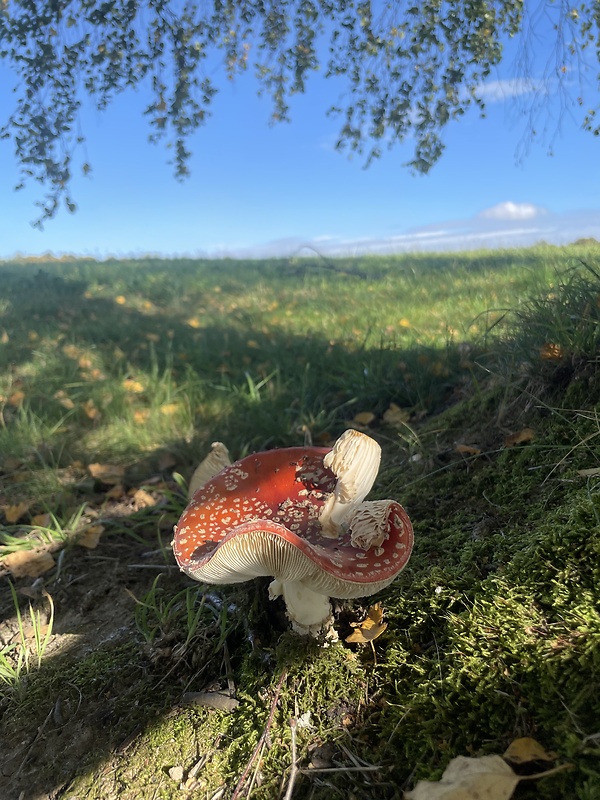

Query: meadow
[[1, 244, 599, 799]]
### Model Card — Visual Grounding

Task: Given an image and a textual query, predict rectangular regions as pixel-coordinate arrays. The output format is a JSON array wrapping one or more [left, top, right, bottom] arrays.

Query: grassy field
[[1, 245, 599, 799]]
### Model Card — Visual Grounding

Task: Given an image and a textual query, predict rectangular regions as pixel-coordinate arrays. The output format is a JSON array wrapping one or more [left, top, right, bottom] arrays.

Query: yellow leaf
[[3, 501, 31, 523], [62, 344, 81, 359], [77, 524, 105, 549], [8, 390, 25, 408], [54, 390, 75, 410], [405, 755, 519, 800], [133, 408, 151, 424], [504, 428, 535, 447], [122, 378, 145, 393], [353, 411, 376, 426], [540, 343, 564, 360], [82, 398, 100, 420], [160, 402, 181, 416], [455, 443, 482, 456], [3, 548, 56, 578], [383, 403, 410, 428], [115, 295, 127, 305], [78, 355, 93, 369], [186, 317, 201, 328], [88, 463, 125, 484], [345, 603, 388, 644], [503, 737, 556, 765], [399, 318, 411, 328]]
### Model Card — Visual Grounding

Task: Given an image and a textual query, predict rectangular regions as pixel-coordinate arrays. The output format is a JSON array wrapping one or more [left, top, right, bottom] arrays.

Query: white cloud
[[478, 201, 545, 221], [476, 78, 543, 103], [212, 207, 600, 259]]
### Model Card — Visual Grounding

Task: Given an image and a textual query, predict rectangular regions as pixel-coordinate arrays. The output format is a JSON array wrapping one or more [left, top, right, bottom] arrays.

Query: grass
[[1, 244, 600, 798]]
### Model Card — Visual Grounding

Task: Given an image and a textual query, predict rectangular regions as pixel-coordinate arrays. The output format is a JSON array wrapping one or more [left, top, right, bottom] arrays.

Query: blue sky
[[1, 22, 599, 260]]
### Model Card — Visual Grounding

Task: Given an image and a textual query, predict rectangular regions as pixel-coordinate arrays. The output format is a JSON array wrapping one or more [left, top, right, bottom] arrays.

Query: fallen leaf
[[31, 513, 52, 528], [0, 329, 9, 344], [78, 355, 93, 369], [503, 737, 556, 765], [89, 463, 125, 484], [130, 488, 156, 508], [405, 755, 519, 800], [168, 766, 184, 783], [122, 378, 145, 393], [106, 484, 125, 499], [353, 411, 376, 426], [186, 317, 201, 328], [3, 548, 56, 578], [54, 389, 75, 409], [160, 402, 181, 416], [115, 295, 127, 305], [504, 428, 535, 447], [8, 390, 25, 408], [399, 318, 411, 328], [345, 603, 388, 644], [82, 399, 100, 420], [540, 343, 564, 360], [383, 403, 410, 428], [133, 408, 151, 424], [577, 467, 600, 477], [181, 692, 240, 712], [455, 443, 482, 456], [3, 501, 31, 523], [77, 524, 105, 549]]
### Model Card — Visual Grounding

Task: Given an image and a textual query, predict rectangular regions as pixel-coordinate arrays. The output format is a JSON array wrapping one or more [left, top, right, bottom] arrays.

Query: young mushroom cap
[[173, 430, 413, 634]]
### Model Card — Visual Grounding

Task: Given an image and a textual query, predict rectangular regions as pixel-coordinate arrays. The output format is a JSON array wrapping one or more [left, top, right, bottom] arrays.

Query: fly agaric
[[172, 430, 413, 635]]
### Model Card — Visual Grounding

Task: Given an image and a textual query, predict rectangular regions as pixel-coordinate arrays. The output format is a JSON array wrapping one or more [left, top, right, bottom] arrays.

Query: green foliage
[[1, 1, 599, 223]]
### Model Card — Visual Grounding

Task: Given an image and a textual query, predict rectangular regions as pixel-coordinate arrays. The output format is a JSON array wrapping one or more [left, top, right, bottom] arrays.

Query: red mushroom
[[172, 430, 413, 635]]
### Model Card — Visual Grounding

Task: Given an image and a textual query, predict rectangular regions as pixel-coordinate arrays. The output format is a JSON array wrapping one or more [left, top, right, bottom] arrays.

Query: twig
[[230, 671, 287, 800], [282, 717, 299, 800]]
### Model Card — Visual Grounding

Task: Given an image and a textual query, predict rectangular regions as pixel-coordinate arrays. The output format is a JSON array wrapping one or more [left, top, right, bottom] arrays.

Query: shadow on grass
[[2, 257, 600, 798]]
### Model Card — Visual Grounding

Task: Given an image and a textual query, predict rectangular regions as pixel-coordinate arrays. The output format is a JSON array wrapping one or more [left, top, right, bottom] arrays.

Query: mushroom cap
[[173, 445, 413, 599]]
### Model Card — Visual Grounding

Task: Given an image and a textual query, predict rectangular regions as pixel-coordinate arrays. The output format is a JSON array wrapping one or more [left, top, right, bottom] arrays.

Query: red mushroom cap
[[173, 444, 413, 599]]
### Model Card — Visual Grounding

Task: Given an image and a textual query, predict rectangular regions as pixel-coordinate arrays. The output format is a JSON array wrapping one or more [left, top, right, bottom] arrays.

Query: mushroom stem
[[269, 579, 333, 636], [319, 430, 382, 538]]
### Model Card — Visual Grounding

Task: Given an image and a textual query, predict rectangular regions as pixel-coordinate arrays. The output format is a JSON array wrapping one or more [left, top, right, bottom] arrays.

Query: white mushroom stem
[[319, 430, 382, 538], [188, 442, 232, 498], [269, 579, 333, 636]]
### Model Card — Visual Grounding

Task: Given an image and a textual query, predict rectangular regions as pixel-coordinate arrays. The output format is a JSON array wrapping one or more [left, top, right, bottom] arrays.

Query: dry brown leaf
[[404, 755, 519, 800], [503, 737, 556, 765], [504, 428, 535, 447], [82, 398, 100, 420], [54, 389, 75, 409], [130, 488, 156, 508], [540, 343, 564, 360], [455, 443, 482, 456], [383, 403, 410, 428], [353, 411, 376, 426], [345, 603, 388, 644], [88, 463, 125, 484], [3, 548, 56, 578], [8, 390, 26, 408], [77, 524, 105, 549], [31, 513, 52, 528], [577, 467, 600, 477], [3, 501, 31, 523], [106, 483, 125, 499]]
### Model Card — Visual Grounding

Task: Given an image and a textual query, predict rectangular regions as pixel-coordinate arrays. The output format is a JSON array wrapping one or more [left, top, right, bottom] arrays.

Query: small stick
[[230, 671, 287, 800], [282, 717, 299, 800]]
